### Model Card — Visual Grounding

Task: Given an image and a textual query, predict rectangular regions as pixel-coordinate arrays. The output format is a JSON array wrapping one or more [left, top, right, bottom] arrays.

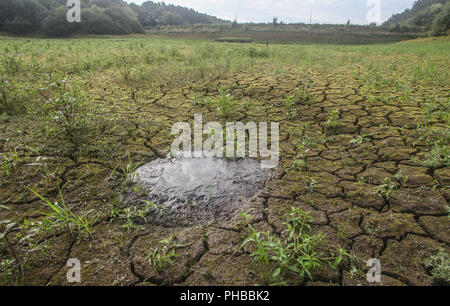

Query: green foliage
[[216, 87, 238, 118], [424, 249, 450, 283], [2, 0, 46, 35], [0, 217, 23, 285], [431, 2, 450, 36], [38, 77, 95, 147], [412, 96, 450, 169], [131, 1, 220, 27], [147, 236, 182, 273], [0, 149, 19, 177], [0, 74, 29, 115], [2, 0, 221, 36], [29, 188, 94, 237], [325, 109, 340, 129], [284, 95, 298, 119], [111, 154, 143, 189], [384, 0, 450, 35], [41, 6, 80, 37], [118, 200, 160, 231], [241, 207, 350, 285], [248, 47, 269, 58], [374, 178, 398, 200]]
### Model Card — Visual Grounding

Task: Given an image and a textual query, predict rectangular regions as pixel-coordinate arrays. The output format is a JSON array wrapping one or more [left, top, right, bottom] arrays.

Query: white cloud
[[125, 0, 415, 24]]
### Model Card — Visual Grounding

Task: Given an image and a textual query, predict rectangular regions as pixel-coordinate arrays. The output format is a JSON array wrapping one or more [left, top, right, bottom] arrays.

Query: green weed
[[147, 236, 182, 273], [241, 207, 350, 285]]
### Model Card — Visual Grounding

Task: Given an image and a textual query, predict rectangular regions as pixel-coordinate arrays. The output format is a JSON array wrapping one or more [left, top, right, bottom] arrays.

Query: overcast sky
[[125, 0, 415, 24]]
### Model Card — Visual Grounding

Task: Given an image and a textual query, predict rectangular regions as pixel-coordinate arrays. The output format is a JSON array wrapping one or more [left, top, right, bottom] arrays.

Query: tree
[[160, 12, 183, 26], [4, 0, 47, 34], [431, 2, 450, 35], [1, 0, 222, 35], [41, 6, 81, 36]]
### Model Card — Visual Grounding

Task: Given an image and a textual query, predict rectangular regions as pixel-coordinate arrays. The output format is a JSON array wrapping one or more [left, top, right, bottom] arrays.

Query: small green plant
[[288, 157, 306, 173], [38, 78, 95, 147], [191, 98, 212, 108], [284, 95, 298, 119], [0, 149, 19, 176], [29, 188, 94, 237], [293, 83, 312, 104], [350, 134, 372, 145], [358, 177, 367, 185], [237, 212, 254, 229], [412, 144, 449, 169], [248, 47, 268, 58], [216, 87, 238, 118], [0, 75, 28, 115], [117, 51, 133, 81], [307, 179, 318, 194], [118, 200, 161, 231], [325, 109, 340, 129], [374, 178, 398, 200], [147, 236, 182, 273], [424, 249, 450, 283], [1, 55, 22, 74], [112, 154, 142, 188], [411, 97, 449, 169], [241, 207, 350, 285], [394, 169, 409, 183], [0, 206, 25, 285]]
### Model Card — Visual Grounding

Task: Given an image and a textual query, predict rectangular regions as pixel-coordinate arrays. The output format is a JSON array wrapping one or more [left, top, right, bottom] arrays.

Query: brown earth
[[1, 63, 448, 286]]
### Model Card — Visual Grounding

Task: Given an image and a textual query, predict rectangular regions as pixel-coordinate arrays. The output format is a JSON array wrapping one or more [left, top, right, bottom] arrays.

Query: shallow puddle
[[122, 155, 270, 226]]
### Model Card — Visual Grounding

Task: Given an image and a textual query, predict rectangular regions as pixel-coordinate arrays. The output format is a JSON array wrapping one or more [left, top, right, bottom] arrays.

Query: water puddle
[[122, 155, 270, 226]]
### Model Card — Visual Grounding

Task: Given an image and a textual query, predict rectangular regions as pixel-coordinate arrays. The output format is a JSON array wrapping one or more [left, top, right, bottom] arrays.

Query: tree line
[[0, 0, 223, 36], [383, 0, 450, 36]]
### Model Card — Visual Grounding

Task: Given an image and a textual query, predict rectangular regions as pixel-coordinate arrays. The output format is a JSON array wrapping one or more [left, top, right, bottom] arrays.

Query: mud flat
[[122, 155, 270, 226]]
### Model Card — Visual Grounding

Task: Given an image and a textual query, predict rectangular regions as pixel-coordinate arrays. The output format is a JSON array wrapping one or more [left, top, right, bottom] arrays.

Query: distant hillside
[[129, 1, 225, 27], [383, 0, 450, 36], [0, 0, 225, 36]]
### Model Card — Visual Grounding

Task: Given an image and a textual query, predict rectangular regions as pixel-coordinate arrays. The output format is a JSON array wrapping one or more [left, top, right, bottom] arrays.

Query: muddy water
[[122, 155, 269, 226]]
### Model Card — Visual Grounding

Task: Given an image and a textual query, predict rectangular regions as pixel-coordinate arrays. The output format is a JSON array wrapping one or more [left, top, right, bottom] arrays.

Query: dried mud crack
[[0, 37, 448, 286]]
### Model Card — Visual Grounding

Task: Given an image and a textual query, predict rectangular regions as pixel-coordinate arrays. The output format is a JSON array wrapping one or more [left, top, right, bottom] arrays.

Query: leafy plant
[[241, 207, 350, 285], [112, 154, 143, 188], [216, 87, 238, 118], [350, 134, 372, 145], [293, 83, 312, 104], [0, 149, 19, 177], [394, 169, 409, 183], [147, 236, 182, 273], [374, 178, 398, 200], [284, 95, 298, 119], [116, 200, 161, 231], [38, 78, 95, 147], [325, 109, 340, 129], [0, 74, 29, 115]]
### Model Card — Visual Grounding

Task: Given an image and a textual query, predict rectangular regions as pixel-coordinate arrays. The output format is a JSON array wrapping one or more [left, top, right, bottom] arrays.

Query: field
[[0, 34, 449, 286]]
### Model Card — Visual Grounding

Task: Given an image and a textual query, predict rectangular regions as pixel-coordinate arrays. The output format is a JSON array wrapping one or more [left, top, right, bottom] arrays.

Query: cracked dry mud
[[0, 39, 449, 287]]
